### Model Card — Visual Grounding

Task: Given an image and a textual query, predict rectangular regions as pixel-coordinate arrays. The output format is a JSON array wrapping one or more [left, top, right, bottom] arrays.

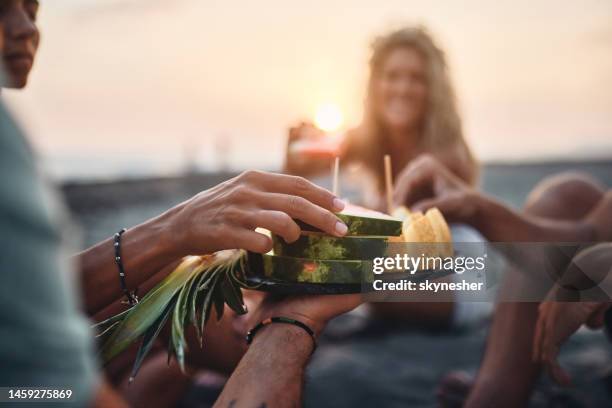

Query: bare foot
[[436, 370, 474, 408], [533, 294, 610, 386]]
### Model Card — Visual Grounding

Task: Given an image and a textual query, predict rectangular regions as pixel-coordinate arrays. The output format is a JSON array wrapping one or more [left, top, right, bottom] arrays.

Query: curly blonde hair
[[346, 25, 477, 191]]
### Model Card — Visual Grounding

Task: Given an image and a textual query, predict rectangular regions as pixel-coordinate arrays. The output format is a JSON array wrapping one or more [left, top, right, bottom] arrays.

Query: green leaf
[[190, 266, 213, 343], [99, 256, 206, 363], [98, 250, 249, 379], [213, 285, 225, 322], [171, 270, 196, 372], [92, 308, 131, 333], [128, 298, 175, 383], [221, 271, 247, 315], [94, 321, 121, 346], [199, 269, 223, 338]]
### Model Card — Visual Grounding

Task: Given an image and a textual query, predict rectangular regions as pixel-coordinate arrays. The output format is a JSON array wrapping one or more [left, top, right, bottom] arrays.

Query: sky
[[3, 0, 612, 180]]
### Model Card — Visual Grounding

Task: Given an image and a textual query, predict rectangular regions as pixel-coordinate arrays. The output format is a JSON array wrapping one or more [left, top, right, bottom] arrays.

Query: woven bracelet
[[113, 228, 139, 306], [246, 316, 317, 352]]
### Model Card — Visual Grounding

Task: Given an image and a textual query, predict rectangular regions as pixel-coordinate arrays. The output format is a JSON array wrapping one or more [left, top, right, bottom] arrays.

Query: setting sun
[[314, 103, 344, 133]]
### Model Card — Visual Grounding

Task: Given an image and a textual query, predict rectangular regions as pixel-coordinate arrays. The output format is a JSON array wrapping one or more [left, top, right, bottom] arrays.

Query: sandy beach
[[62, 159, 612, 407]]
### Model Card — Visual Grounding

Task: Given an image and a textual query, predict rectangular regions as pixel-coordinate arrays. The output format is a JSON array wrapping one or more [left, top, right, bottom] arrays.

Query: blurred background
[[3, 0, 612, 179], [3, 1, 612, 406], [3, 0, 610, 247]]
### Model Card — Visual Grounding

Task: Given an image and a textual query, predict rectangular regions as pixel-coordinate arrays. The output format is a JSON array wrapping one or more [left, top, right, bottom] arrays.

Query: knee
[[524, 172, 606, 220]]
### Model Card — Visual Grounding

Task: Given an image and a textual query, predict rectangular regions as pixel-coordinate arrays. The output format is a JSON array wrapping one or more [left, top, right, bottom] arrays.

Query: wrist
[[468, 192, 491, 232], [126, 212, 181, 264], [251, 323, 315, 364], [270, 311, 327, 337]]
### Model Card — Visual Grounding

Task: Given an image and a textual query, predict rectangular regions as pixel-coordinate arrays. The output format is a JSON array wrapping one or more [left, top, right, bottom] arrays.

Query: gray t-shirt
[[0, 103, 97, 405]]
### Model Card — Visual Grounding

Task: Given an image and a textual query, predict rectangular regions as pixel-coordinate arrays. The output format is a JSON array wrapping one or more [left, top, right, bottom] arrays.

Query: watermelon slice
[[272, 233, 390, 260], [246, 252, 368, 284], [298, 203, 402, 236]]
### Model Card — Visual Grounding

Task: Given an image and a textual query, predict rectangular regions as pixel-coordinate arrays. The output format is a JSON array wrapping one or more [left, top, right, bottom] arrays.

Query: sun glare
[[314, 103, 344, 133]]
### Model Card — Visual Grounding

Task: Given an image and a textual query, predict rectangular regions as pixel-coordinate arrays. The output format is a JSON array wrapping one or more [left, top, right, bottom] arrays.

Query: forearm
[[214, 324, 314, 408], [76, 209, 181, 316], [473, 195, 595, 242]]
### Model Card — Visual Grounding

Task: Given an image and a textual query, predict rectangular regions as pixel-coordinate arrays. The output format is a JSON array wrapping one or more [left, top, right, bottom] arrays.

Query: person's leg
[[444, 172, 605, 407], [523, 171, 606, 221]]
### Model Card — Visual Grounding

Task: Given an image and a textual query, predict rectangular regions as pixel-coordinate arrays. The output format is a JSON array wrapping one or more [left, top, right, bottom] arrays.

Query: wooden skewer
[[332, 156, 340, 197], [384, 154, 393, 215]]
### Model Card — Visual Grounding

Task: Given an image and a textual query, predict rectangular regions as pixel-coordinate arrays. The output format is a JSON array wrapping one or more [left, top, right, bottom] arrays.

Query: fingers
[[260, 173, 345, 213], [238, 171, 344, 213], [537, 304, 572, 386], [249, 210, 301, 243], [227, 229, 273, 254], [411, 193, 466, 222], [534, 302, 552, 363], [288, 122, 320, 142], [393, 159, 436, 207], [254, 192, 347, 237], [411, 197, 447, 214]]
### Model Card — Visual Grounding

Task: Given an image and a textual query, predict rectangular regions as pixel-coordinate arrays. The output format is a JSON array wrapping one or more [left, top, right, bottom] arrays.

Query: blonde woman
[[285, 25, 478, 209], [285, 25, 479, 328]]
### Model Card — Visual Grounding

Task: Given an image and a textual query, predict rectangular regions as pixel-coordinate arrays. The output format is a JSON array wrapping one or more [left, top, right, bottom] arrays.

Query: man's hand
[[393, 155, 481, 223], [163, 170, 347, 257], [215, 292, 363, 408], [533, 293, 610, 386], [235, 291, 363, 338]]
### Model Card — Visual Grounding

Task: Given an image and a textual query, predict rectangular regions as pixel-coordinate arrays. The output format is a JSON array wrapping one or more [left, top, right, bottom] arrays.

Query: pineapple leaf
[[213, 284, 225, 322], [221, 271, 247, 315], [92, 308, 131, 333], [97, 250, 249, 379], [99, 256, 206, 363], [171, 266, 203, 372], [129, 298, 175, 383], [199, 268, 223, 339], [190, 265, 215, 343]]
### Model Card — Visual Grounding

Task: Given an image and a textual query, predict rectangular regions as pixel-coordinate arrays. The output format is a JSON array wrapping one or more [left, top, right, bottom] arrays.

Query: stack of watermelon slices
[[244, 204, 453, 294]]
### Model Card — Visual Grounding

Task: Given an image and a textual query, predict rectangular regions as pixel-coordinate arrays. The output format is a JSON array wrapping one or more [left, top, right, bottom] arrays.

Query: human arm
[[214, 293, 362, 407], [213, 324, 312, 408], [393, 155, 597, 242], [77, 170, 348, 316]]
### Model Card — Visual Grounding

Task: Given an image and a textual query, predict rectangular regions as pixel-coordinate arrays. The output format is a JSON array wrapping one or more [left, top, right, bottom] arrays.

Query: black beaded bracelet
[[113, 228, 138, 306], [246, 317, 317, 352]]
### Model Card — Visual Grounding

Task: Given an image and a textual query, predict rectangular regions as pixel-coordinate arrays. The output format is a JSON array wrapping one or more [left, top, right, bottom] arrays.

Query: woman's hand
[[283, 122, 342, 176], [533, 295, 610, 386], [162, 170, 347, 257], [393, 154, 481, 223], [287, 122, 325, 146]]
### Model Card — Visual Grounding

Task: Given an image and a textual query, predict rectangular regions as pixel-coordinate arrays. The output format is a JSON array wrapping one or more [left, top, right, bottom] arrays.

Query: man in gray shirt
[[0, 103, 98, 404]]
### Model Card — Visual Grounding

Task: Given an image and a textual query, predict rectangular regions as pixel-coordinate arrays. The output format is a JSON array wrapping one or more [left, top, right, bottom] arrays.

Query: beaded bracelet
[[113, 228, 139, 306], [246, 317, 317, 352]]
